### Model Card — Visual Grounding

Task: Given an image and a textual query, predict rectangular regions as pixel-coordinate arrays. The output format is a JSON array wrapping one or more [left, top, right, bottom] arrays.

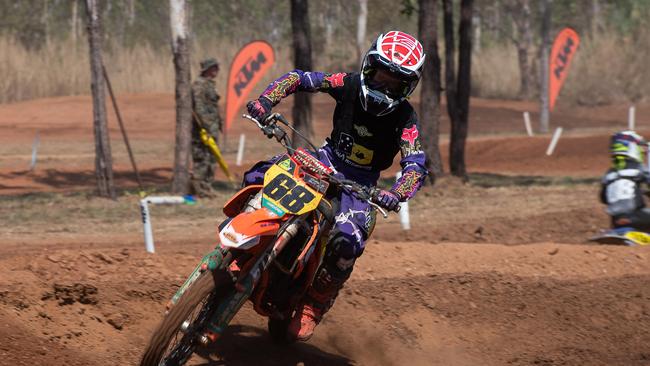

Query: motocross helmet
[[610, 130, 647, 164], [360, 31, 426, 116]]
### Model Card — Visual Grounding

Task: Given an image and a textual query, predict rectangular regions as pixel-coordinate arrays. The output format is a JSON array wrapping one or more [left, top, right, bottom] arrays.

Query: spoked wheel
[[140, 271, 230, 366]]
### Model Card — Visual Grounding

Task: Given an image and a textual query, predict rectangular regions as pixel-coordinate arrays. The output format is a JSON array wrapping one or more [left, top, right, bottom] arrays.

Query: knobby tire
[[140, 271, 226, 366]]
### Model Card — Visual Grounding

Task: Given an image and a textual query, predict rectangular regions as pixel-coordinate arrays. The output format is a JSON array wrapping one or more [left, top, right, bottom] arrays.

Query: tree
[[290, 0, 314, 148], [170, 0, 192, 194], [504, 0, 533, 100], [539, 0, 552, 133], [356, 0, 368, 65], [417, 0, 443, 179], [443, 0, 473, 179], [71, 0, 79, 45], [84, 0, 116, 198]]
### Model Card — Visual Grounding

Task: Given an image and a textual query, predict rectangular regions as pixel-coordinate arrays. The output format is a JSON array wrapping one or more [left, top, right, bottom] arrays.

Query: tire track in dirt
[[0, 241, 648, 365], [333, 272, 650, 366]]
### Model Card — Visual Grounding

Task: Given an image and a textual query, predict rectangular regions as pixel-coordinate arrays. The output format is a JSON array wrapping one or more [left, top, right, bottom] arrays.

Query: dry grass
[[1, 32, 648, 106], [0, 36, 294, 104], [471, 32, 650, 105], [563, 32, 650, 106], [471, 43, 521, 99]]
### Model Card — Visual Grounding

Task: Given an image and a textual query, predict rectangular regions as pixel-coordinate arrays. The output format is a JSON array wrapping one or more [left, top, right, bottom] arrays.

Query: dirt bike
[[589, 227, 650, 246], [140, 113, 397, 366]]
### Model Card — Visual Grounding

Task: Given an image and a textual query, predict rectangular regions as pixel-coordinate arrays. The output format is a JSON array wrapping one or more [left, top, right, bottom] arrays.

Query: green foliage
[[400, 0, 418, 17]]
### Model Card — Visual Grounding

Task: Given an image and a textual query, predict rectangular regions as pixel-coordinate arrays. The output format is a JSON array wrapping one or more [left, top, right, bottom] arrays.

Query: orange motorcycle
[[140, 113, 396, 366]]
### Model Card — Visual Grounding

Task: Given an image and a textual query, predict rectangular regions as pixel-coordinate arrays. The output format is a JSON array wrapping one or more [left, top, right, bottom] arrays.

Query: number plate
[[624, 231, 650, 246], [262, 160, 323, 217]]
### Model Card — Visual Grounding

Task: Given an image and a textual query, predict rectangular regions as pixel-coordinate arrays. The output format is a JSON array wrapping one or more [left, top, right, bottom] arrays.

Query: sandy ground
[[1, 94, 649, 365]]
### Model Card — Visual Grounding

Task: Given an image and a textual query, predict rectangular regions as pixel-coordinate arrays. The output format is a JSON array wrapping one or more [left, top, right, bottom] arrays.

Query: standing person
[[191, 58, 223, 197], [246, 31, 429, 341]]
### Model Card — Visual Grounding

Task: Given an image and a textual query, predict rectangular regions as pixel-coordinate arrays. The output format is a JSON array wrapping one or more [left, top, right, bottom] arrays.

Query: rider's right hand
[[246, 97, 272, 124]]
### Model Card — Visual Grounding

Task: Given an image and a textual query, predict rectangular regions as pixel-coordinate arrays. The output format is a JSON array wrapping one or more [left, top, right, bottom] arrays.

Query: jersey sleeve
[[390, 110, 428, 201], [259, 70, 348, 106]]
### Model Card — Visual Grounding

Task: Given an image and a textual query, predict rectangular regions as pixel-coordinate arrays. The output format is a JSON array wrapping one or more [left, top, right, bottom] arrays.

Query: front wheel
[[140, 271, 229, 366]]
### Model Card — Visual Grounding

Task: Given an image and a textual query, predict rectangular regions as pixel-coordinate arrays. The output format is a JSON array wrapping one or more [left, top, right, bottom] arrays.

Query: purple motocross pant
[[242, 145, 377, 275]]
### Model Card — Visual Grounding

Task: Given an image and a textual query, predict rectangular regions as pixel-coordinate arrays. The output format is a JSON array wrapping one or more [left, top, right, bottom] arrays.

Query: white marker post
[[629, 106, 636, 130], [140, 196, 189, 253], [395, 171, 411, 230], [30, 132, 40, 171], [523, 112, 533, 137], [236, 134, 246, 166], [546, 127, 563, 156]]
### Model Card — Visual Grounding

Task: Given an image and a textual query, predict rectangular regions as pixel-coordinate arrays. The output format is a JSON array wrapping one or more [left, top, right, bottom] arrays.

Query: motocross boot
[[288, 265, 349, 341]]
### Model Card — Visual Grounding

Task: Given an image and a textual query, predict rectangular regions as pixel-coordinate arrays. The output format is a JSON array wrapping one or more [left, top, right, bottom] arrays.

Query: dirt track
[[1, 238, 649, 366], [1, 93, 649, 194], [1, 95, 650, 365]]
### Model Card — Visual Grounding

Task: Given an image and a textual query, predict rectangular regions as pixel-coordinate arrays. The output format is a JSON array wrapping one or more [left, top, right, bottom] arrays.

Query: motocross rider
[[600, 130, 650, 231], [245, 31, 428, 341]]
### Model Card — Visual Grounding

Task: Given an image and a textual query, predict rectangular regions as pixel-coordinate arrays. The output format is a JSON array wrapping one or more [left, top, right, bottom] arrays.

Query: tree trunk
[[451, 0, 473, 179], [170, 0, 193, 194], [42, 0, 50, 48], [418, 0, 443, 180], [443, 0, 459, 173], [589, 0, 602, 37], [444, 0, 473, 179], [539, 0, 551, 133], [84, 0, 116, 198], [356, 0, 368, 66], [127, 0, 136, 26], [290, 0, 314, 148], [324, 2, 336, 47], [472, 12, 481, 53], [511, 0, 532, 100], [71, 0, 78, 45]]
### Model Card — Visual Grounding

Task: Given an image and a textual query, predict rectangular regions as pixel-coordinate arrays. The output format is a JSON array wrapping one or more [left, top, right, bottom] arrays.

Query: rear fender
[[219, 208, 282, 250]]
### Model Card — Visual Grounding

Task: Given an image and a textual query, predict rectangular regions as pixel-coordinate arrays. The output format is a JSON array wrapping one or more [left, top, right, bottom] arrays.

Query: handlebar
[[242, 113, 400, 218]]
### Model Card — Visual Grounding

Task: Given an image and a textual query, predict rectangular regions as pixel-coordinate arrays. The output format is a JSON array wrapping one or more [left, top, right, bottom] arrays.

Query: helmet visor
[[364, 68, 411, 99]]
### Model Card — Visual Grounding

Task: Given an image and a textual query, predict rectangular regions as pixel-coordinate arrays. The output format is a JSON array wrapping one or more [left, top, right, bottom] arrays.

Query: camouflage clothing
[[191, 75, 222, 196]]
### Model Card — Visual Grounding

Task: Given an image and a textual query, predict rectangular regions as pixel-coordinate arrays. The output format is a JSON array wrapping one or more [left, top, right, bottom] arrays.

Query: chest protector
[[603, 169, 645, 215], [327, 74, 409, 171]]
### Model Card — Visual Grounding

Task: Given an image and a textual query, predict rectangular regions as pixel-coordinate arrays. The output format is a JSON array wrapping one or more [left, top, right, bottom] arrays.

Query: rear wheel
[[140, 271, 230, 366]]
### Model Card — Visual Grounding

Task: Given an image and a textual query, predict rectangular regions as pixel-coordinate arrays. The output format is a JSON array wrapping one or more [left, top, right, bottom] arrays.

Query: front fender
[[219, 208, 282, 250]]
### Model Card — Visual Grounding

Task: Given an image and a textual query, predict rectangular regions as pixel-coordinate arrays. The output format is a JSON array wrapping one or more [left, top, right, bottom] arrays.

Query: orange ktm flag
[[549, 28, 580, 111], [225, 41, 275, 132]]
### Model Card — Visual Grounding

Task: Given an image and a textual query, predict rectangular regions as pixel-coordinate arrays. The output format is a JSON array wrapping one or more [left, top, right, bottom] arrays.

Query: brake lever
[[369, 201, 388, 219]]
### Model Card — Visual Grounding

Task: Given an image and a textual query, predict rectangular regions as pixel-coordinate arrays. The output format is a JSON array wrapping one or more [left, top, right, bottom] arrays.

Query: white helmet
[[360, 31, 426, 116]]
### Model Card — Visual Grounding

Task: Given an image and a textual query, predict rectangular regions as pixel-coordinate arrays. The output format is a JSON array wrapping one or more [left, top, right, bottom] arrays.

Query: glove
[[375, 190, 401, 211], [246, 97, 272, 123]]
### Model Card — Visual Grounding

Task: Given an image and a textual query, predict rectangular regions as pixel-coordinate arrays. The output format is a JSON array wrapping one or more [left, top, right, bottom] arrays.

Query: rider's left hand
[[375, 190, 401, 211]]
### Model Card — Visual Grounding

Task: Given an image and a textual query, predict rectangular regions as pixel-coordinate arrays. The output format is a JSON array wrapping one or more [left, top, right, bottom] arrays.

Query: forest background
[[0, 0, 649, 107]]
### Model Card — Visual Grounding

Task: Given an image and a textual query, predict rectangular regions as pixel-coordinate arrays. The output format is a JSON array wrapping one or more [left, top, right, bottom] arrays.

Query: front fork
[[196, 219, 302, 343], [167, 247, 227, 310]]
